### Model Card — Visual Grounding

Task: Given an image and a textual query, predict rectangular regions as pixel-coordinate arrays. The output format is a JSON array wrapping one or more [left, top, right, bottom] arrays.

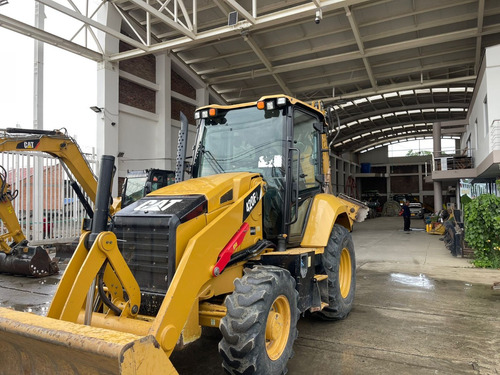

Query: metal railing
[[431, 149, 474, 172], [0, 151, 97, 245]]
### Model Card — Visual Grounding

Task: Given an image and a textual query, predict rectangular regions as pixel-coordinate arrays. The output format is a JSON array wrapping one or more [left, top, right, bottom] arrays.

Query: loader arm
[[47, 174, 265, 356]]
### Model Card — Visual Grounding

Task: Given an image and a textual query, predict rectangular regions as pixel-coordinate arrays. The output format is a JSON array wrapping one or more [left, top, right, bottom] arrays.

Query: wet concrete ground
[[0, 216, 499, 374]]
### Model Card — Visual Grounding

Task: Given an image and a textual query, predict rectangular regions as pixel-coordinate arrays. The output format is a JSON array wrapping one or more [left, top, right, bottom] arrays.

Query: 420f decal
[[243, 185, 262, 221]]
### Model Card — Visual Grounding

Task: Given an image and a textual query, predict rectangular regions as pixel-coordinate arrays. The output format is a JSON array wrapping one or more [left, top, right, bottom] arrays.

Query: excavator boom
[[0, 128, 98, 204], [0, 128, 96, 277], [0, 128, 175, 277], [0, 164, 58, 277]]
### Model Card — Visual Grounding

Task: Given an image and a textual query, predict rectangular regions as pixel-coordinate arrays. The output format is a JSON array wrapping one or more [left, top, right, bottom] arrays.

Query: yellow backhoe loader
[[0, 128, 174, 277], [0, 96, 367, 374]]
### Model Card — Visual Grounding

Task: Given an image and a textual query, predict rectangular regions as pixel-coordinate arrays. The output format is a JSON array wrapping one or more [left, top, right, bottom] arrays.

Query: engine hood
[[146, 172, 262, 213]]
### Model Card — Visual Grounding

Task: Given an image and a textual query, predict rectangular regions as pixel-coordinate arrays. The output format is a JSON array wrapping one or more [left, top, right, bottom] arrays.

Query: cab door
[[287, 107, 323, 245]]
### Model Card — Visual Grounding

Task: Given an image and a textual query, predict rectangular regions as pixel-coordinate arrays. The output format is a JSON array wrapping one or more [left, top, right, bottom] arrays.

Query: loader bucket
[[0, 245, 58, 277], [0, 308, 178, 374]]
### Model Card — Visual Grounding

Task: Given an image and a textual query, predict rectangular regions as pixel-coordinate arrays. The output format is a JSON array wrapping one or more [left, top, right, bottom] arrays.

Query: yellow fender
[[301, 194, 352, 248]]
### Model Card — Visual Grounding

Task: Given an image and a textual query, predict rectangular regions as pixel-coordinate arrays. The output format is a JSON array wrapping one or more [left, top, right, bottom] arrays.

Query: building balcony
[[430, 151, 477, 181]]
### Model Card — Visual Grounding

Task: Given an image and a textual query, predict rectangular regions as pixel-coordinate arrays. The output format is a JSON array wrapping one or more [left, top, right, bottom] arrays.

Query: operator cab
[[192, 96, 327, 247], [121, 169, 175, 208]]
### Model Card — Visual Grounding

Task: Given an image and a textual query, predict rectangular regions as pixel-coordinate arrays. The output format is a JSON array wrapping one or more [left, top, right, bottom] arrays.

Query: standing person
[[402, 201, 411, 231]]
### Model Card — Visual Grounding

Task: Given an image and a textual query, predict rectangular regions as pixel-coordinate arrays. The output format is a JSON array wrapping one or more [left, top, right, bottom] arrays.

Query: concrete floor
[[0, 216, 499, 374]]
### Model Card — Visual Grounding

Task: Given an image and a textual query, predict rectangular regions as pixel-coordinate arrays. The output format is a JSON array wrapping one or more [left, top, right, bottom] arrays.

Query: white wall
[[462, 44, 500, 166], [96, 5, 212, 194], [117, 105, 161, 172], [358, 146, 389, 164], [487, 45, 500, 151]]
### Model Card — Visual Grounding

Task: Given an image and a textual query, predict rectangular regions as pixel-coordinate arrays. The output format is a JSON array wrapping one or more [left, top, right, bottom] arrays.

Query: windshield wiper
[[201, 146, 225, 173]]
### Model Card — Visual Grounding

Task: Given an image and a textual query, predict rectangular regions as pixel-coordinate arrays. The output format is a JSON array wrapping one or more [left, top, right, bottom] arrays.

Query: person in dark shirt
[[402, 201, 411, 231]]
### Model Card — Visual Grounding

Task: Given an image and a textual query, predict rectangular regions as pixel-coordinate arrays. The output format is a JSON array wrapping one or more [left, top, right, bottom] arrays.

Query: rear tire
[[315, 224, 356, 320], [219, 266, 299, 375]]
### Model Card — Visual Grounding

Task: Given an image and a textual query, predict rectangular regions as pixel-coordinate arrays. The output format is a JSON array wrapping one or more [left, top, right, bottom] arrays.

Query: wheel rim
[[339, 247, 352, 298], [265, 295, 291, 360]]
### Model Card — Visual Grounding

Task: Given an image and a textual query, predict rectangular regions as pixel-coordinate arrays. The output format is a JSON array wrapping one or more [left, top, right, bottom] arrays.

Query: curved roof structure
[[331, 85, 472, 152], [1, 0, 499, 152]]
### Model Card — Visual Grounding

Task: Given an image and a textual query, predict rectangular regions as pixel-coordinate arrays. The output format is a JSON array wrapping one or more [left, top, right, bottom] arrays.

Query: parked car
[[409, 202, 424, 219]]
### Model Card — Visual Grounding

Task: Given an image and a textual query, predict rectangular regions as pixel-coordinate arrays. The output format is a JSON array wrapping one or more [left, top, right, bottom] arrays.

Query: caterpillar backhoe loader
[[0, 96, 367, 374], [0, 128, 174, 277]]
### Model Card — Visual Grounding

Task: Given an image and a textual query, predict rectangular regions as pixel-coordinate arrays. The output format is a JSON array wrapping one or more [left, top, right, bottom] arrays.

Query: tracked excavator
[[0, 96, 367, 374], [0, 128, 97, 277], [0, 128, 174, 277]]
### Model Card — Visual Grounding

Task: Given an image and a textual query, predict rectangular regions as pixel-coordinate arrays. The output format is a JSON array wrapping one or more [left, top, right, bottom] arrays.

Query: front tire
[[315, 224, 356, 320], [219, 266, 299, 375]]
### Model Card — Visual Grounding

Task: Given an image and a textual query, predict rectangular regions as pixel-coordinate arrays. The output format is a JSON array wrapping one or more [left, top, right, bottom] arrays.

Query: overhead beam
[[293, 56, 476, 95], [0, 13, 102, 61], [242, 33, 292, 96], [108, 0, 373, 61], [127, 0, 196, 39], [224, 0, 256, 24], [39, 0, 148, 51], [199, 40, 475, 84], [345, 5, 377, 88], [177, 2, 488, 58], [475, 0, 485, 73], [207, 26, 494, 85]]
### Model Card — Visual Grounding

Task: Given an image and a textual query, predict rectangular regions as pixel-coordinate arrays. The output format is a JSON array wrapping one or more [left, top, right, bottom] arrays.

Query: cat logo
[[134, 199, 181, 212], [16, 140, 40, 150]]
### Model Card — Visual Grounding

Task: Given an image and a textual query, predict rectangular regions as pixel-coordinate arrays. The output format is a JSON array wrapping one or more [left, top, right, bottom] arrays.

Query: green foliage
[[464, 194, 500, 268], [460, 194, 472, 208], [405, 149, 432, 156]]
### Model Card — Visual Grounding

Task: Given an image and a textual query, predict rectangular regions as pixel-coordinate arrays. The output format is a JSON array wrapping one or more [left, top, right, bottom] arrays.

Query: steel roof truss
[[39, 0, 148, 51]]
